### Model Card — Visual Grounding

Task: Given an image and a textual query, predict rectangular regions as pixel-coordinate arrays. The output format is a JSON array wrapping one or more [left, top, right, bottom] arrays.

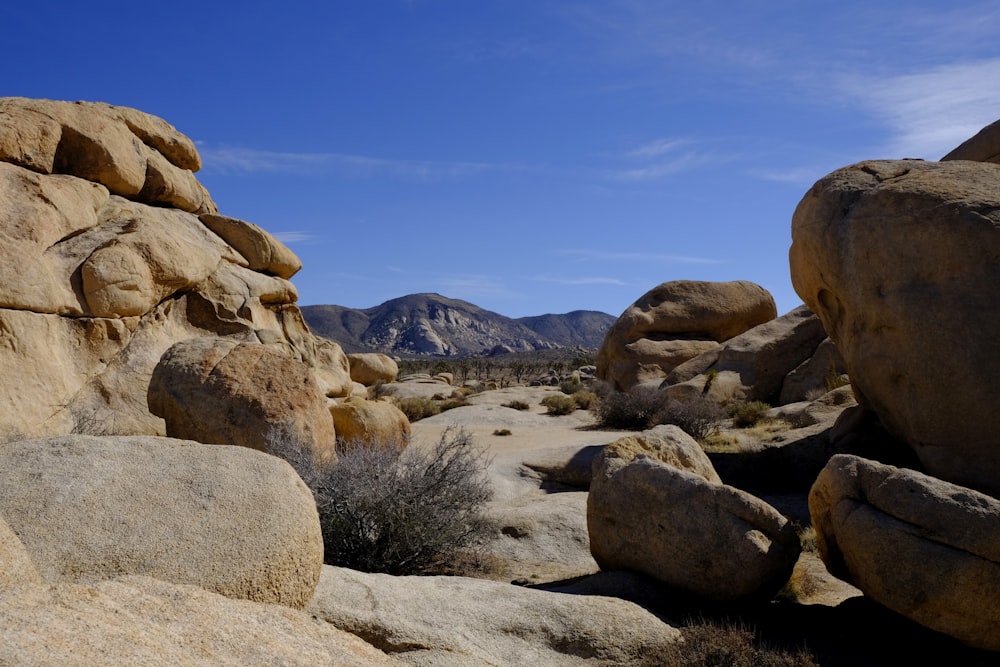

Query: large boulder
[[0, 517, 40, 590], [597, 280, 776, 391], [147, 338, 336, 464], [941, 117, 1000, 164], [0, 435, 324, 610], [587, 426, 800, 601], [0, 576, 402, 666], [329, 397, 410, 448], [348, 352, 399, 386], [308, 565, 681, 666], [790, 159, 1000, 496], [810, 454, 1000, 651]]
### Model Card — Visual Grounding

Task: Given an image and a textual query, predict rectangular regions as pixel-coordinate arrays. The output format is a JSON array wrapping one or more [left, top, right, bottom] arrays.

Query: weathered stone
[[201, 213, 302, 279], [148, 338, 336, 465], [308, 565, 681, 666], [790, 159, 1000, 496], [810, 454, 1000, 651], [779, 337, 848, 404], [0, 575, 402, 666], [313, 338, 353, 397], [0, 435, 323, 609], [330, 397, 411, 448], [0, 517, 41, 590], [589, 426, 800, 601], [597, 280, 776, 391], [348, 352, 400, 386]]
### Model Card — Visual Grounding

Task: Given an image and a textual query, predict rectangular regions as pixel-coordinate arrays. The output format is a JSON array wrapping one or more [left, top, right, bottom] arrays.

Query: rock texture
[[790, 159, 1000, 496], [0, 435, 324, 609], [588, 427, 800, 601], [810, 454, 1000, 651], [0, 97, 402, 447], [148, 338, 336, 464], [597, 280, 776, 391], [0, 575, 402, 666], [308, 565, 681, 666], [942, 118, 1000, 164], [0, 517, 41, 589]]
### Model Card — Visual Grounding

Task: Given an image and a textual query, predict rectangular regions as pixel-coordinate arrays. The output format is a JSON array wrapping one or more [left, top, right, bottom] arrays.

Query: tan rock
[[148, 338, 336, 465], [308, 565, 681, 666], [0, 517, 41, 589], [0, 435, 323, 609], [348, 352, 400, 386], [941, 117, 1000, 164], [597, 280, 776, 390], [790, 159, 1000, 496], [313, 338, 353, 397], [201, 213, 302, 279], [0, 575, 403, 666], [589, 427, 800, 601], [597, 424, 721, 483], [0, 97, 209, 212], [810, 454, 1000, 651], [779, 337, 848, 404], [330, 397, 411, 448]]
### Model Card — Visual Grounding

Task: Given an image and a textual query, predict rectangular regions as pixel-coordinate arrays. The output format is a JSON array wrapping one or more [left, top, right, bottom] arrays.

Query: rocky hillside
[[302, 293, 614, 356]]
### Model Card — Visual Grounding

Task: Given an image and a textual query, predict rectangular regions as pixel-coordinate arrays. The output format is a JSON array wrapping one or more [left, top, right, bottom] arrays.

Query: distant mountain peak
[[301, 294, 615, 356]]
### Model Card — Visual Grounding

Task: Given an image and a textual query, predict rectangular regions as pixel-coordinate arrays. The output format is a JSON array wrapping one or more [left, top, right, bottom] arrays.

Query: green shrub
[[502, 400, 530, 411], [392, 396, 442, 422], [271, 428, 494, 576], [728, 400, 772, 428], [541, 394, 577, 415], [571, 390, 598, 411]]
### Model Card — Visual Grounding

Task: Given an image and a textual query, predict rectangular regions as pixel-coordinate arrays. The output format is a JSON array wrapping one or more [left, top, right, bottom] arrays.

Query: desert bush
[[592, 385, 667, 430], [728, 400, 772, 428], [502, 400, 530, 411], [641, 619, 819, 667], [593, 386, 723, 438], [658, 398, 725, 441], [493, 428, 512, 436], [392, 396, 442, 422], [559, 375, 583, 394], [271, 428, 494, 575], [571, 389, 598, 411], [439, 398, 471, 412], [541, 394, 578, 415]]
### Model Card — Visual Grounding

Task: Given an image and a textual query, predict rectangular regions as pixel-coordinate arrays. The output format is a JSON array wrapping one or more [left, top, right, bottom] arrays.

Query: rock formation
[[790, 158, 1000, 496], [588, 426, 801, 601], [596, 280, 777, 391], [810, 454, 1000, 651], [0, 97, 389, 449]]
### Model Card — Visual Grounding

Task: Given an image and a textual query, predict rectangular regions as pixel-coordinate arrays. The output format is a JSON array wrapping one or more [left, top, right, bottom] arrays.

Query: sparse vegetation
[[493, 428, 512, 436], [391, 395, 471, 422], [728, 400, 773, 428], [570, 389, 598, 411], [592, 385, 723, 439], [270, 427, 494, 576], [541, 394, 578, 415], [502, 400, 531, 411], [641, 619, 819, 667]]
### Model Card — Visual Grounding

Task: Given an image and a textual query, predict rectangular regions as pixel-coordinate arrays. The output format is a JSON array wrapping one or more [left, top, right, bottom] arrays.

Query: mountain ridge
[[301, 293, 615, 356]]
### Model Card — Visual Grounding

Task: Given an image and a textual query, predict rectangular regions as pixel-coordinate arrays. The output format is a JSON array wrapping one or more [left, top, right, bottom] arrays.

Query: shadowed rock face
[[790, 158, 1000, 497], [0, 97, 351, 440], [810, 454, 1000, 652]]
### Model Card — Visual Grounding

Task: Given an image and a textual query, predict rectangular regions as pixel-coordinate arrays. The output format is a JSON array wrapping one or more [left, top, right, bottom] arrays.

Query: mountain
[[301, 293, 615, 356]]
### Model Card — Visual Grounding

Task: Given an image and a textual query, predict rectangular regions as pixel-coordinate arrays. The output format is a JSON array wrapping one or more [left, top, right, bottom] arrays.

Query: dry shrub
[[541, 394, 577, 415], [392, 396, 441, 422], [571, 390, 598, 410], [502, 400, 530, 411], [728, 400, 772, 428], [641, 619, 819, 667], [270, 427, 494, 575], [594, 386, 723, 439]]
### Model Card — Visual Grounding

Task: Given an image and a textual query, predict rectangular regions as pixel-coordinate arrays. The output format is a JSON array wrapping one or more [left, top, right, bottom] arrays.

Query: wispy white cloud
[[198, 145, 506, 179], [559, 249, 723, 265], [749, 165, 832, 186], [606, 137, 721, 181], [532, 275, 628, 286], [271, 231, 315, 244], [841, 58, 1000, 159], [625, 138, 691, 158]]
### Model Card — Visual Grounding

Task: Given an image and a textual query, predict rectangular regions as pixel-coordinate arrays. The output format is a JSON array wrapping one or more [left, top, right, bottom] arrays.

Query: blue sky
[[6, 2, 1000, 317]]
